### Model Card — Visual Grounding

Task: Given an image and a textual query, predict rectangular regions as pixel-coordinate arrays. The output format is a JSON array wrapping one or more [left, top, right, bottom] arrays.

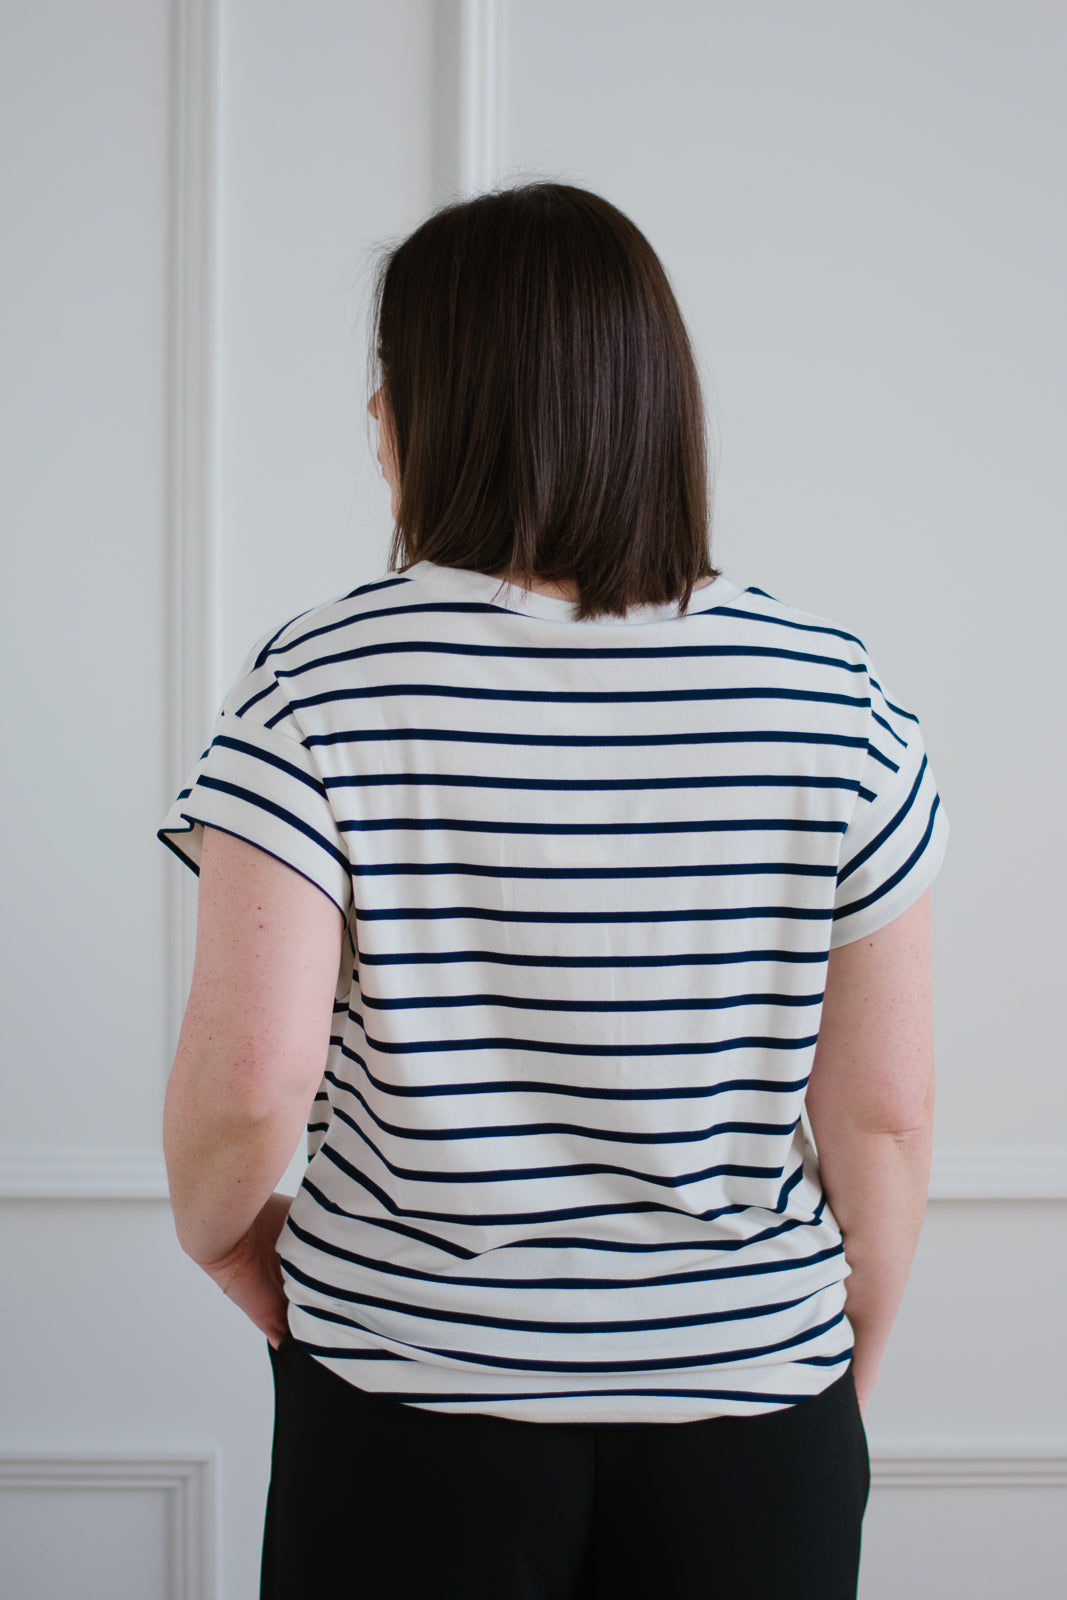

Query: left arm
[[163, 826, 344, 1343], [804, 892, 935, 1417]]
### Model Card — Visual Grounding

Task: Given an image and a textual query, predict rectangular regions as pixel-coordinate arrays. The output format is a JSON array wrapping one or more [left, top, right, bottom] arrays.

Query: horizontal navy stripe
[[290, 1296, 847, 1369], [348, 574, 418, 598], [352, 1055, 811, 1100], [721, 595, 866, 648], [276, 638, 869, 676], [210, 732, 327, 795], [348, 859, 838, 882], [324, 1071, 797, 1146], [503, 1208, 828, 1256], [355, 990, 823, 1013], [283, 1255, 820, 1334], [343, 816, 847, 836], [262, 599, 510, 662], [294, 1308, 849, 1377], [320, 1142, 783, 1229], [298, 1176, 820, 1261], [303, 695, 872, 745], [334, 1108, 785, 1189], [356, 947, 829, 968], [324, 752, 866, 797], [285, 1214, 843, 1292], [333, 773, 864, 798], [300, 1177, 489, 1260], [355, 905, 834, 925], [270, 681, 867, 723], [250, 578, 411, 666], [360, 1030, 820, 1059]]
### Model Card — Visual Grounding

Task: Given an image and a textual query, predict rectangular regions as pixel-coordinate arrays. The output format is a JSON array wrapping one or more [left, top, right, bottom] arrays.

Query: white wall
[[500, 0, 1067, 1157], [0, 3, 434, 1596], [216, 0, 435, 676], [1, 2, 1063, 1595]]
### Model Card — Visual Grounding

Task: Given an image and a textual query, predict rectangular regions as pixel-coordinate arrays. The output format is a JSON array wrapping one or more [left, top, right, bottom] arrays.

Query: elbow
[[886, 1122, 933, 1157], [884, 1072, 936, 1142], [806, 1073, 935, 1154], [867, 1082, 935, 1142], [851, 1064, 936, 1143], [165, 1047, 303, 1142], [852, 1105, 934, 1147]]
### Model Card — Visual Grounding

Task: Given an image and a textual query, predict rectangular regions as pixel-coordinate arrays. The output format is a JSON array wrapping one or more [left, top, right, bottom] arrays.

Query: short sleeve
[[158, 643, 352, 919], [831, 669, 949, 946]]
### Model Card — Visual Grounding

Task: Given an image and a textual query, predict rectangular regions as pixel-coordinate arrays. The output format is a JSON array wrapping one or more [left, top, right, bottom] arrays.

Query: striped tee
[[160, 558, 948, 1423]]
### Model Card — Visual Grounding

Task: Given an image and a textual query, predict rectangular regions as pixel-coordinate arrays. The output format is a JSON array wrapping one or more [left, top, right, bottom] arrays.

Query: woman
[[160, 182, 947, 1598]]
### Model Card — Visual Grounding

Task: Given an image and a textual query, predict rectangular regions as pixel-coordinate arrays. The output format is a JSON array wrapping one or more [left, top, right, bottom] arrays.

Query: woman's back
[[161, 556, 945, 1421]]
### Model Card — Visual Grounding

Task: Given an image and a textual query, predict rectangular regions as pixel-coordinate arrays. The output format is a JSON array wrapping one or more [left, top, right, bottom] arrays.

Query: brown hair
[[370, 182, 715, 620]]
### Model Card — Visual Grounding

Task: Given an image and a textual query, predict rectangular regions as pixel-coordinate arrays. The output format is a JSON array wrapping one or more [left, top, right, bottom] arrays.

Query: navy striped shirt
[[160, 559, 948, 1421]]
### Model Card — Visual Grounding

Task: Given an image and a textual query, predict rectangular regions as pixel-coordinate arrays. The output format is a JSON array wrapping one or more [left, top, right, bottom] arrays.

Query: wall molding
[[0, 1147, 1063, 1202], [165, 0, 222, 1044], [0, 1452, 216, 1600], [869, 1449, 1067, 1489], [458, 0, 500, 194], [0, 1154, 170, 1200], [929, 1147, 1067, 1201]]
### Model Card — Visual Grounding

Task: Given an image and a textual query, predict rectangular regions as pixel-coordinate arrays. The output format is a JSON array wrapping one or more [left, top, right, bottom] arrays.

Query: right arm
[[804, 890, 936, 1418]]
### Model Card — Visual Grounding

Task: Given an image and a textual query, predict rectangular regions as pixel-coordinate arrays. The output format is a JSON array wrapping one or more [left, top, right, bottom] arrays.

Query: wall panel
[[0, 0, 174, 1170], [0, 1455, 215, 1600]]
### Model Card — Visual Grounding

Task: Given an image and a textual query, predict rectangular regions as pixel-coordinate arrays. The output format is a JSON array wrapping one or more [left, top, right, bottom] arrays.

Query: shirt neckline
[[401, 560, 741, 625]]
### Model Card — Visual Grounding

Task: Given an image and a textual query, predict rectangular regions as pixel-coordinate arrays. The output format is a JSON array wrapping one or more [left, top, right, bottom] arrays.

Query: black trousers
[[262, 1339, 870, 1599]]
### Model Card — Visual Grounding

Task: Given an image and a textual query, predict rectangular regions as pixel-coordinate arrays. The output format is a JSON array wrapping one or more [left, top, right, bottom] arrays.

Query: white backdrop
[[1, 3, 1064, 1595]]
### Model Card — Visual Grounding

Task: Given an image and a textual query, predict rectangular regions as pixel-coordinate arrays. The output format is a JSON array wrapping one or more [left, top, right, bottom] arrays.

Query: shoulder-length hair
[[370, 182, 715, 620]]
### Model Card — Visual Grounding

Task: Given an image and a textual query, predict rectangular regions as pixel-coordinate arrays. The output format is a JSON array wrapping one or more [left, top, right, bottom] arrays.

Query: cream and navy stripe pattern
[[160, 559, 947, 1422]]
